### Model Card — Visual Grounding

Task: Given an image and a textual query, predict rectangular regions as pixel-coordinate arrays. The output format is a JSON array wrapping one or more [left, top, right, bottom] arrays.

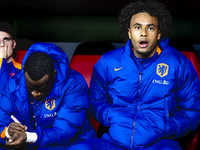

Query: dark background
[[1, 0, 200, 43]]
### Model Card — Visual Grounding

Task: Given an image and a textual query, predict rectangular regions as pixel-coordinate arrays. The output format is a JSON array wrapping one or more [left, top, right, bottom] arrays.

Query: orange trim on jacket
[[12, 59, 22, 69], [156, 46, 162, 55], [0, 58, 3, 70], [0, 58, 22, 70], [0, 127, 7, 139]]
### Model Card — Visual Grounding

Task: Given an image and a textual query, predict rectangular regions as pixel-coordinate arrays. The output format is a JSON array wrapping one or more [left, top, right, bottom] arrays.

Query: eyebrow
[[0, 37, 12, 40], [4, 37, 12, 39], [134, 23, 156, 27]]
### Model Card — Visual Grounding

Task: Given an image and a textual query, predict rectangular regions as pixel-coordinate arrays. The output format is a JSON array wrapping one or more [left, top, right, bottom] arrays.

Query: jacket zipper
[[130, 72, 142, 149]]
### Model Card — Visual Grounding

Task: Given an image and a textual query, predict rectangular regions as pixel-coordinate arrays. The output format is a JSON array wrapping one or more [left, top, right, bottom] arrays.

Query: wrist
[[5, 127, 11, 138], [25, 132, 37, 143]]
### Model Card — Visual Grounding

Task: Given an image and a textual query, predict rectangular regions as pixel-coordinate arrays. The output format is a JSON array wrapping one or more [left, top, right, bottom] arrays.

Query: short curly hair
[[118, 0, 172, 43], [24, 52, 54, 81]]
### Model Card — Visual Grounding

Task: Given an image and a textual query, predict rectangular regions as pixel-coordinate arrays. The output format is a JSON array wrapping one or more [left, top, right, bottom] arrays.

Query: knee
[[68, 143, 92, 150], [154, 139, 182, 150], [144, 139, 182, 150]]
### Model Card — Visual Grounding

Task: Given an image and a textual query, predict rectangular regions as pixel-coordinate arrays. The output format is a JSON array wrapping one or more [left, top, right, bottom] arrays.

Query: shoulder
[[64, 68, 88, 89], [161, 45, 188, 63], [95, 47, 125, 68], [160, 45, 197, 77]]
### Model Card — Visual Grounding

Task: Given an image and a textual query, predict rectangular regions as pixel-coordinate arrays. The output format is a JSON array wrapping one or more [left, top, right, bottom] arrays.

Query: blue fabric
[[131, 48, 158, 72], [144, 139, 182, 150], [89, 40, 200, 149], [0, 59, 20, 95], [0, 43, 96, 148], [68, 138, 127, 150], [68, 138, 182, 150], [158, 37, 170, 50], [36, 145, 70, 150]]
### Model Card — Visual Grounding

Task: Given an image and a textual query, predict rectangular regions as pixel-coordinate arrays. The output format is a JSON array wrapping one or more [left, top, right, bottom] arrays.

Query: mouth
[[139, 40, 148, 48], [33, 96, 42, 100]]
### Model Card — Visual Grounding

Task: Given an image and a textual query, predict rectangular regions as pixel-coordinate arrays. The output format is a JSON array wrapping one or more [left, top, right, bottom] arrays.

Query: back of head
[[24, 52, 54, 81], [0, 22, 15, 39], [118, 0, 172, 43]]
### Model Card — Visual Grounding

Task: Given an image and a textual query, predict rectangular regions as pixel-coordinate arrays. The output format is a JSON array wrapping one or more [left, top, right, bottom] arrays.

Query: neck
[[134, 45, 157, 59], [6, 55, 13, 63]]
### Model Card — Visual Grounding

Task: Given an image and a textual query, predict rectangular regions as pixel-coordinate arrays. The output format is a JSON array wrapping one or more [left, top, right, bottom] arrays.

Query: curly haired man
[[69, 0, 200, 149]]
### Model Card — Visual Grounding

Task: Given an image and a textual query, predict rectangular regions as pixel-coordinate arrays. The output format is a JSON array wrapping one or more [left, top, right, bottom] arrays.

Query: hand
[[0, 46, 7, 59], [6, 131, 27, 146], [6, 122, 27, 146]]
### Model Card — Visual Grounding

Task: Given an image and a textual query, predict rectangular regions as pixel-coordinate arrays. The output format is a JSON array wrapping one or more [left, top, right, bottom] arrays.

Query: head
[[118, 0, 172, 58], [0, 22, 17, 62], [24, 52, 56, 100]]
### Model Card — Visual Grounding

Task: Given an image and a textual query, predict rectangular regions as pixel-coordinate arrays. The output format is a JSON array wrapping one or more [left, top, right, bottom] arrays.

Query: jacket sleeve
[[89, 57, 126, 127], [0, 82, 15, 144], [167, 57, 200, 139], [32, 72, 90, 147], [0, 58, 9, 95]]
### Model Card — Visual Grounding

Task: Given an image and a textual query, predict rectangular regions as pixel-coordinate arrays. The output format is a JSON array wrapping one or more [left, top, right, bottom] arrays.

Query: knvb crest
[[156, 63, 169, 78], [45, 99, 55, 110]]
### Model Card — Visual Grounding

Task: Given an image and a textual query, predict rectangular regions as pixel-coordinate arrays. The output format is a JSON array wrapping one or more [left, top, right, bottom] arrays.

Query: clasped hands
[[6, 122, 27, 147]]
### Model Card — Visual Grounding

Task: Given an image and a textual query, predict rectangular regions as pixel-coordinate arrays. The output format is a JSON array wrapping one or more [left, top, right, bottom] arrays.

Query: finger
[[6, 138, 11, 145], [9, 132, 19, 143], [9, 122, 27, 131], [5, 46, 7, 58], [9, 136, 24, 146], [24, 125, 27, 131], [0, 47, 6, 58]]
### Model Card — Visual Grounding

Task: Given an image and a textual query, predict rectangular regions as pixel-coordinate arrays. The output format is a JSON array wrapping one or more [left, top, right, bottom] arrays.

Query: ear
[[157, 30, 161, 40], [53, 69, 56, 78], [12, 40, 17, 49], [127, 28, 131, 39]]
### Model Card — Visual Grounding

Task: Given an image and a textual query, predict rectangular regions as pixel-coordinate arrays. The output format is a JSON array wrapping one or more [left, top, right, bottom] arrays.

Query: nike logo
[[114, 67, 124, 71], [9, 73, 15, 77]]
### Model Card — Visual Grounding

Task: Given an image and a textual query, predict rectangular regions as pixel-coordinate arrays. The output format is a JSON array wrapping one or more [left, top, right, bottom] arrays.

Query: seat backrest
[[70, 42, 115, 86], [170, 40, 200, 149], [170, 40, 200, 79], [181, 51, 200, 78], [14, 39, 35, 64], [70, 42, 115, 132]]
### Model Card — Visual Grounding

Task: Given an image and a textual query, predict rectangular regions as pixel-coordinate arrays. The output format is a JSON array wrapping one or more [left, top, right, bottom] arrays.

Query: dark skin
[[6, 70, 56, 147], [6, 122, 27, 147]]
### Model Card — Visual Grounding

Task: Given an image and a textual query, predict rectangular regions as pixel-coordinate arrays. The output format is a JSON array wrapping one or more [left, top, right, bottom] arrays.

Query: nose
[[141, 28, 147, 37], [31, 90, 41, 97], [0, 39, 5, 47]]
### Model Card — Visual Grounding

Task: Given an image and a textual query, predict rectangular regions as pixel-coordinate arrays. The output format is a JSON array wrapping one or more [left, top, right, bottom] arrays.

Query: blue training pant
[[67, 138, 183, 150]]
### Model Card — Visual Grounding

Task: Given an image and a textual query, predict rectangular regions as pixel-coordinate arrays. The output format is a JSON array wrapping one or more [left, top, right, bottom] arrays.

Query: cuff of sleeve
[[30, 126, 42, 146], [25, 132, 37, 143], [1, 127, 8, 139], [5, 127, 11, 138]]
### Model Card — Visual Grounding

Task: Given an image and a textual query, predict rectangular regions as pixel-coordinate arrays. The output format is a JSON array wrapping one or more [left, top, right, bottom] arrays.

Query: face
[[128, 12, 161, 58], [25, 71, 55, 100], [0, 31, 16, 63]]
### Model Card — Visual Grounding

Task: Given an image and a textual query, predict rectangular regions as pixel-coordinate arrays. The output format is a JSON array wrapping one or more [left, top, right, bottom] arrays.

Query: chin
[[138, 50, 153, 58]]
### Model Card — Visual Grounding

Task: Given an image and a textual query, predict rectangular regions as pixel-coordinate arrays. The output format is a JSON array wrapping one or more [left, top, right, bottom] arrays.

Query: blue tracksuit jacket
[[0, 43, 96, 148], [89, 40, 200, 149]]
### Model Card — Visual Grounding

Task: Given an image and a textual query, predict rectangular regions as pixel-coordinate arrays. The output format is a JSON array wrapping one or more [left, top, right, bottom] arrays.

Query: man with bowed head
[[69, 0, 200, 149], [0, 43, 96, 149]]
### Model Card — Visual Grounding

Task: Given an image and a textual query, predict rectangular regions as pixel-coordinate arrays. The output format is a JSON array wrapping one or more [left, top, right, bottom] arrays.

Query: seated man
[[0, 22, 21, 94], [69, 0, 200, 150], [0, 43, 96, 149]]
